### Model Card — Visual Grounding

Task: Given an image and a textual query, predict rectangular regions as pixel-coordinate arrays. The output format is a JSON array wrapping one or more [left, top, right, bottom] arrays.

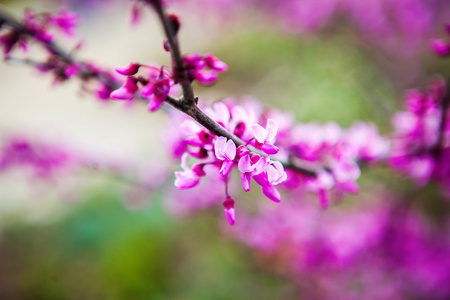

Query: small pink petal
[[260, 143, 279, 155], [238, 155, 253, 173], [224, 140, 236, 160], [147, 95, 164, 112], [195, 69, 218, 85], [252, 124, 267, 143], [240, 172, 252, 192], [237, 145, 249, 158], [251, 155, 269, 175], [204, 53, 228, 71], [262, 185, 281, 203], [115, 63, 141, 76], [220, 160, 234, 176], [174, 171, 199, 189], [214, 136, 227, 160], [266, 119, 278, 141], [110, 87, 134, 100]]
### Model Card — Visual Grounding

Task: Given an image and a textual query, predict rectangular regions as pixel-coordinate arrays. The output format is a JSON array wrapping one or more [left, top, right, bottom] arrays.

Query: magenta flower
[[214, 137, 236, 176], [238, 153, 269, 192], [182, 53, 227, 85], [174, 153, 201, 189], [222, 197, 235, 226], [141, 76, 170, 112], [110, 77, 139, 100], [48, 9, 78, 37], [204, 53, 228, 71], [252, 119, 279, 155], [253, 161, 287, 203]]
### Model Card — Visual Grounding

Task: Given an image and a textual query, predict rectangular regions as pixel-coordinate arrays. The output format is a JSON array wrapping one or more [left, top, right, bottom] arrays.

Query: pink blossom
[[48, 9, 78, 37], [252, 119, 279, 155], [214, 137, 236, 176], [182, 53, 227, 85], [238, 153, 269, 192], [174, 153, 201, 189], [142, 76, 170, 112], [110, 77, 139, 100]]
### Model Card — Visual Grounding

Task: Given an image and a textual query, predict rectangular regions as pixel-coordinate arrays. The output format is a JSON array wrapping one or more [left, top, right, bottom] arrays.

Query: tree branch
[[0, 4, 317, 178]]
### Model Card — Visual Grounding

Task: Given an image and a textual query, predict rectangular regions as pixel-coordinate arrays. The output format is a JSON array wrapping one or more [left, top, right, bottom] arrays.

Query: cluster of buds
[[110, 52, 227, 110], [0, 9, 78, 57], [167, 99, 390, 224], [170, 101, 287, 225], [0, 137, 77, 179], [390, 79, 450, 195], [182, 53, 228, 85], [110, 63, 173, 111], [277, 119, 388, 208]]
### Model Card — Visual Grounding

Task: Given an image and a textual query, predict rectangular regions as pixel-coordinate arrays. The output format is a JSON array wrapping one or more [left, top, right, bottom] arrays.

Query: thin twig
[[150, 1, 196, 106]]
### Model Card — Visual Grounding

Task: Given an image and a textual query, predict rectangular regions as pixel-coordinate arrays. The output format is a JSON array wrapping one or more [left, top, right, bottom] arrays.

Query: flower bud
[[236, 145, 249, 158], [222, 197, 235, 226], [115, 63, 141, 76]]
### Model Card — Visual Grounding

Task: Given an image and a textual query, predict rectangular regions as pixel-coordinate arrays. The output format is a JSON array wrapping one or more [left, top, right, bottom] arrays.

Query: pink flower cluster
[[182, 53, 228, 85], [230, 198, 450, 300], [110, 53, 227, 110], [182, 0, 450, 54], [170, 100, 287, 224], [0, 137, 77, 179], [0, 9, 78, 57], [277, 119, 388, 208], [390, 79, 450, 195], [167, 98, 388, 224]]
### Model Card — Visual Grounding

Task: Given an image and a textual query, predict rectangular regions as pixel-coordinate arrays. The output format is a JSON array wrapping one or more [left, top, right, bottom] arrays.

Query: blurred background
[[0, 0, 450, 299]]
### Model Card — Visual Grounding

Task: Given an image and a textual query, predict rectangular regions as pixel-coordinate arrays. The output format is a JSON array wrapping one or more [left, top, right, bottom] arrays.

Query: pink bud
[[163, 39, 171, 52], [204, 53, 228, 71], [222, 197, 235, 226], [192, 163, 206, 176], [115, 63, 141, 76], [237, 145, 249, 158], [110, 77, 139, 100]]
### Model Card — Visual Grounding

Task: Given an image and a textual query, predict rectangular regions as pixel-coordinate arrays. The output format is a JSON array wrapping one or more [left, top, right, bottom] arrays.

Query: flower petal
[[238, 155, 253, 173], [262, 185, 281, 203], [224, 140, 236, 160], [252, 123, 267, 143], [240, 172, 252, 192], [266, 119, 278, 142], [214, 136, 227, 160], [219, 160, 234, 176]]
